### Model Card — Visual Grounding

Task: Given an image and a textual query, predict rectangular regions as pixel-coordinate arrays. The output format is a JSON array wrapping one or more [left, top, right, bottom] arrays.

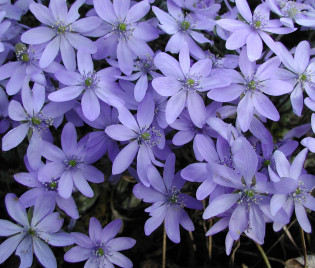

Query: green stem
[[255, 242, 271, 268]]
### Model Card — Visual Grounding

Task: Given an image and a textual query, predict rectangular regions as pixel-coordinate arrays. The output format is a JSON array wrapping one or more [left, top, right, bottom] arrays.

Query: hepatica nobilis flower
[[64, 217, 136, 268], [38, 122, 104, 199], [204, 137, 273, 244], [152, 0, 212, 59], [269, 149, 315, 233], [49, 50, 123, 121], [152, 43, 226, 127], [0, 193, 74, 268], [0, 43, 46, 96], [275, 40, 315, 116], [2, 80, 70, 169], [21, 0, 100, 70], [208, 47, 293, 132], [217, 0, 295, 61], [105, 94, 165, 186], [14, 159, 79, 219], [118, 51, 160, 102], [133, 154, 202, 243], [267, 0, 315, 28], [93, 0, 158, 75]]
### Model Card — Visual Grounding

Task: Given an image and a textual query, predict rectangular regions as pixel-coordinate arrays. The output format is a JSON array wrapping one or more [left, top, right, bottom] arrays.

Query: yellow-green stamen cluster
[[113, 20, 134, 40], [28, 112, 53, 134], [15, 43, 32, 63], [138, 126, 163, 147], [52, 20, 71, 35]]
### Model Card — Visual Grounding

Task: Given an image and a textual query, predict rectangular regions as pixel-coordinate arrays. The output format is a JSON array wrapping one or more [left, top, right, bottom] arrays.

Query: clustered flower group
[[0, 0, 314, 267]]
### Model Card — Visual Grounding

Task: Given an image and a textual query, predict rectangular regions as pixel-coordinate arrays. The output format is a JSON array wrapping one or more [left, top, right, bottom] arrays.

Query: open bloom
[[204, 137, 272, 244], [267, 0, 315, 28], [64, 218, 136, 268], [2, 80, 73, 169], [93, 0, 158, 75], [0, 43, 46, 95], [152, 43, 226, 126], [105, 94, 165, 186], [49, 50, 123, 121], [217, 0, 295, 61], [38, 122, 104, 199], [14, 157, 79, 219], [269, 149, 315, 233], [133, 154, 202, 243], [208, 47, 293, 132], [0, 193, 74, 267], [21, 0, 100, 70], [152, 1, 212, 59], [275, 40, 315, 116]]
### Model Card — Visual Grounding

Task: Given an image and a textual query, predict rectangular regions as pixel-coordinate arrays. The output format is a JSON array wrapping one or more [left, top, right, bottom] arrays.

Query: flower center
[[187, 78, 195, 86], [118, 23, 127, 31], [135, 55, 155, 73], [68, 159, 77, 167], [28, 228, 36, 236], [238, 186, 261, 207], [181, 20, 190, 31], [28, 112, 53, 134], [52, 20, 71, 35], [113, 20, 134, 40], [42, 179, 59, 192], [96, 247, 104, 256], [182, 75, 202, 92], [140, 132, 151, 141], [245, 76, 262, 92], [278, 0, 304, 18], [15, 43, 33, 63], [85, 78, 93, 87], [290, 181, 310, 204], [166, 186, 185, 208], [298, 71, 312, 84], [138, 126, 163, 147], [64, 156, 82, 170], [81, 72, 99, 90], [250, 12, 268, 29], [31, 117, 41, 125]]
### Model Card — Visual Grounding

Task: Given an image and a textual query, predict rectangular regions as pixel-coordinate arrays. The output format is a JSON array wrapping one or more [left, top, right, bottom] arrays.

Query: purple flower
[[93, 0, 158, 74], [152, 43, 225, 126], [0, 43, 46, 95], [133, 154, 202, 243], [204, 137, 272, 244], [208, 47, 293, 132], [0, 193, 74, 267], [64, 217, 136, 268], [275, 40, 315, 116], [267, 0, 315, 28], [118, 51, 161, 102], [21, 0, 100, 70], [38, 122, 104, 199], [14, 157, 79, 219], [269, 149, 315, 233], [105, 94, 165, 186], [2, 80, 72, 169], [217, 0, 295, 61], [152, 1, 211, 59], [49, 50, 123, 121]]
